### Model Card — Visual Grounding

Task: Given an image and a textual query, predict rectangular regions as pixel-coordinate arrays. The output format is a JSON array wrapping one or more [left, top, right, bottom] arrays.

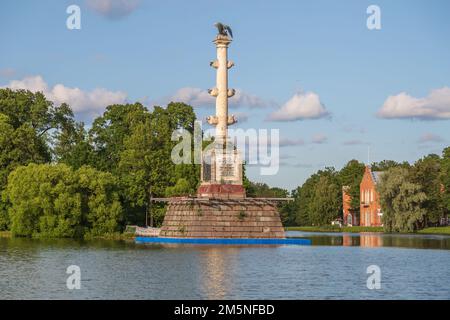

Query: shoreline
[[2, 226, 450, 239], [286, 226, 450, 236]]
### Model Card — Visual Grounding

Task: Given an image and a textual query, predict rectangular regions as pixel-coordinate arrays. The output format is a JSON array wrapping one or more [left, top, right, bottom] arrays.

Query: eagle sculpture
[[214, 22, 233, 38]]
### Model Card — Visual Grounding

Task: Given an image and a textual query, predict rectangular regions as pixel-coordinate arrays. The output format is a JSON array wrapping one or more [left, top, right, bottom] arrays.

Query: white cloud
[[418, 133, 444, 144], [342, 139, 366, 146], [3, 75, 127, 115], [377, 87, 450, 120], [279, 138, 305, 147], [167, 87, 269, 109], [0, 68, 16, 78], [268, 92, 329, 121], [311, 133, 328, 144], [86, 0, 141, 19]]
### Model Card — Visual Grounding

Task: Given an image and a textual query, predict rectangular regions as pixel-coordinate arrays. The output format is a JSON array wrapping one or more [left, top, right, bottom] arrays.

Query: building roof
[[371, 171, 384, 184]]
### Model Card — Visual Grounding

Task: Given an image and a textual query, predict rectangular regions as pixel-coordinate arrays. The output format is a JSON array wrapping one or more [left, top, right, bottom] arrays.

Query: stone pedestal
[[159, 199, 286, 239]]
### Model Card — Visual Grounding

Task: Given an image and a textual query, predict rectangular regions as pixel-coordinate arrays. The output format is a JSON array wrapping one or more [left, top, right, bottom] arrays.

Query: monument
[[197, 22, 245, 199], [158, 23, 286, 239]]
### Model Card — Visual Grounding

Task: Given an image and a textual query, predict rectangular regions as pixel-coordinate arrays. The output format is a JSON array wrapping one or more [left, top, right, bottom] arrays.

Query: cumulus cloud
[[86, 0, 141, 19], [167, 87, 270, 109], [3, 75, 127, 115], [377, 87, 450, 120], [418, 133, 444, 144], [268, 92, 329, 121]]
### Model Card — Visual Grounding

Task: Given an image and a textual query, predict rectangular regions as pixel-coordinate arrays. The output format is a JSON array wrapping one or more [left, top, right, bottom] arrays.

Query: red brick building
[[342, 186, 357, 226], [360, 166, 384, 227]]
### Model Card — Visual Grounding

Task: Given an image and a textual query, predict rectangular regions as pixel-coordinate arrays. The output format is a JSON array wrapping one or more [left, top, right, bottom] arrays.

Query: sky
[[1, 0, 449, 191]]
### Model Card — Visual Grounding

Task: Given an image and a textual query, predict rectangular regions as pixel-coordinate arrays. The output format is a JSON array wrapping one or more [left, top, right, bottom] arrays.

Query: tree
[[76, 166, 123, 237], [0, 89, 74, 230], [53, 121, 95, 169], [6, 164, 82, 238], [0, 89, 73, 138], [371, 160, 408, 171], [118, 103, 198, 226], [441, 147, 450, 211], [293, 167, 340, 226], [89, 103, 149, 173], [308, 175, 341, 225], [339, 159, 365, 219], [410, 154, 444, 225], [378, 166, 427, 232], [5, 164, 122, 238]]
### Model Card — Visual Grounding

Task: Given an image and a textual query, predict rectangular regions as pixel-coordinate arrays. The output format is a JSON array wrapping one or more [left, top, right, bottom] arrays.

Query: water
[[0, 232, 449, 299]]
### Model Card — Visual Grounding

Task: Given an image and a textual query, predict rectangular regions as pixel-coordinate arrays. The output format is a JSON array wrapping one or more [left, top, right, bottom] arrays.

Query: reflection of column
[[199, 247, 237, 299]]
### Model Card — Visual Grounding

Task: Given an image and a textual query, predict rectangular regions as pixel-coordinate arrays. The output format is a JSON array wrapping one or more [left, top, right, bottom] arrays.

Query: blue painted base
[[135, 237, 311, 245]]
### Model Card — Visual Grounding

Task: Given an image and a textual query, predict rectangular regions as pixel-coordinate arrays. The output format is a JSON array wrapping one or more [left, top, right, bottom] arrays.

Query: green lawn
[[286, 225, 450, 235], [0, 231, 11, 238], [286, 226, 384, 233], [417, 226, 450, 235]]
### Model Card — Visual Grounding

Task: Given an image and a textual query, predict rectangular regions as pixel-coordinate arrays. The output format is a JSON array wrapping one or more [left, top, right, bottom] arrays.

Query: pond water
[[0, 231, 449, 299]]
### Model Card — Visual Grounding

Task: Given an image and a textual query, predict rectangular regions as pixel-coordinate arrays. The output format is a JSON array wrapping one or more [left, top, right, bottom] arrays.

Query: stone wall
[[159, 199, 286, 238]]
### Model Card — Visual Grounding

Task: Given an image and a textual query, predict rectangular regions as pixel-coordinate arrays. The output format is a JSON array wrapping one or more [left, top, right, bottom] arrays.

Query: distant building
[[360, 166, 384, 227], [342, 186, 357, 226]]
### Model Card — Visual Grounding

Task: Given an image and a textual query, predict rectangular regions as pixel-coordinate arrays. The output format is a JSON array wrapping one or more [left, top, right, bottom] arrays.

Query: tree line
[[282, 152, 449, 232], [0, 89, 199, 237], [1, 88, 448, 237]]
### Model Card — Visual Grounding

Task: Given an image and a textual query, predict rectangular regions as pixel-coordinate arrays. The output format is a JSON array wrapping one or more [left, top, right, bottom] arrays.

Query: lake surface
[[1, 232, 449, 299]]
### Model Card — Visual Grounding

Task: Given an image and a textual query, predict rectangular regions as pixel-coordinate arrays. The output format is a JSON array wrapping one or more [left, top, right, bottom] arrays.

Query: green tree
[[53, 121, 95, 169], [118, 103, 198, 226], [6, 164, 82, 238], [0, 89, 74, 230], [76, 166, 123, 237], [378, 166, 427, 232], [441, 147, 450, 214], [89, 103, 149, 173], [410, 154, 444, 225], [5, 163, 122, 238], [338, 159, 365, 218], [371, 160, 409, 171], [308, 175, 341, 225], [293, 167, 340, 226]]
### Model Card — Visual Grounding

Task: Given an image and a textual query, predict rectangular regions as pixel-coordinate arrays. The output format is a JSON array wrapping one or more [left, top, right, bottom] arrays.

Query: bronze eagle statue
[[214, 22, 233, 38]]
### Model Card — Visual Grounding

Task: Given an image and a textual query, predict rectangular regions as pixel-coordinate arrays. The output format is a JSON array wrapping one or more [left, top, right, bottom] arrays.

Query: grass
[[286, 226, 384, 233], [0, 231, 12, 238], [417, 226, 450, 235]]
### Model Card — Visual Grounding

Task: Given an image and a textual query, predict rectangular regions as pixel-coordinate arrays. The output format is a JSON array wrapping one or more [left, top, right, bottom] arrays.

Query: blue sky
[[1, 0, 449, 191]]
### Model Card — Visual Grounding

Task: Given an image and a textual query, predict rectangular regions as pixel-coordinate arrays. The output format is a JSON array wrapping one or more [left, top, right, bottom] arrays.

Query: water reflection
[[198, 247, 238, 299], [288, 231, 450, 250]]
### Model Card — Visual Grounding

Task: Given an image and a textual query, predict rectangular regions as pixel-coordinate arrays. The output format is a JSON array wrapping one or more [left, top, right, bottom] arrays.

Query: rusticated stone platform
[[159, 198, 286, 239]]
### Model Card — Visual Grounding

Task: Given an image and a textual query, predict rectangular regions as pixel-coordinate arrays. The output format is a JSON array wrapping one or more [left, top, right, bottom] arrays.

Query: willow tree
[[378, 167, 427, 232]]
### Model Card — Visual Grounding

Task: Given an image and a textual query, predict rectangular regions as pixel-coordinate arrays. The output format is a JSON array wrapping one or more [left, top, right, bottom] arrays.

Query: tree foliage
[[378, 167, 427, 232], [5, 164, 122, 238]]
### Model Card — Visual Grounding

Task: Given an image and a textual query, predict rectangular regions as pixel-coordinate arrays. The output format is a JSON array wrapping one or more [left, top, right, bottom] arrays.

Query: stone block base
[[159, 198, 286, 238]]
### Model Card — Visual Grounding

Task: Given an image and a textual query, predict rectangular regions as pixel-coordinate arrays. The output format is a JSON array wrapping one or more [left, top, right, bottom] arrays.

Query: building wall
[[359, 166, 383, 227], [342, 186, 356, 226]]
